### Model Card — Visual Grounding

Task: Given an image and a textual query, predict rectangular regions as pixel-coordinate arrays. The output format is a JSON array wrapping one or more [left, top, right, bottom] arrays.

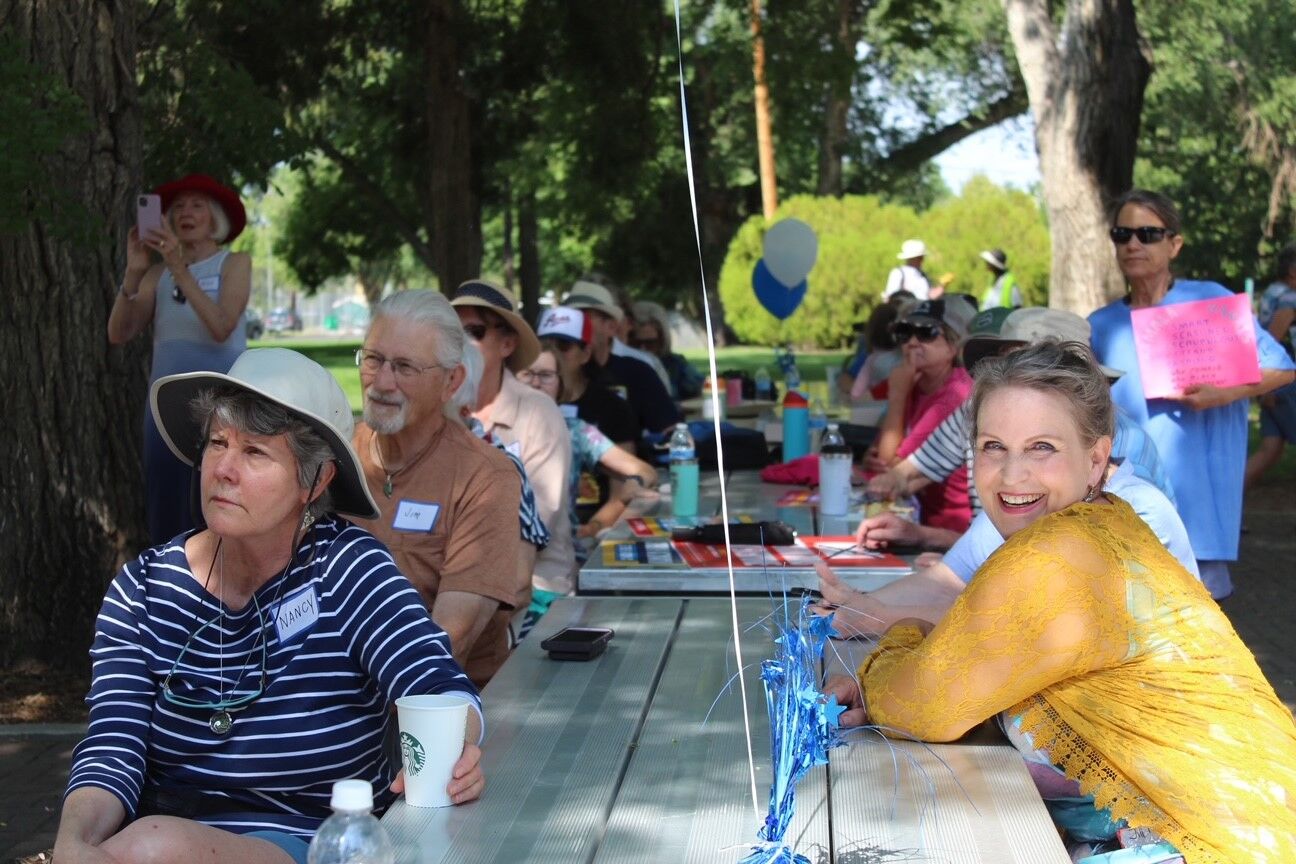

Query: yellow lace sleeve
[[857, 506, 1130, 741]]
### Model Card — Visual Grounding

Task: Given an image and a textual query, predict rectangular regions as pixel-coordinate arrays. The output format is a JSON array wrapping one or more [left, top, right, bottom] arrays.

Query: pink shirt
[[897, 367, 972, 532]]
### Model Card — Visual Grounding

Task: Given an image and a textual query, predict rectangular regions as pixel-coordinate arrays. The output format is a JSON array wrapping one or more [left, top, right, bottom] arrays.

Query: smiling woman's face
[[974, 385, 1110, 540]]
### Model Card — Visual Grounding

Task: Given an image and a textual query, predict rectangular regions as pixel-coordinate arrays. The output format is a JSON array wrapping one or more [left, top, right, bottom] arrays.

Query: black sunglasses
[[1109, 226, 1176, 245], [463, 322, 508, 341], [890, 321, 943, 343]]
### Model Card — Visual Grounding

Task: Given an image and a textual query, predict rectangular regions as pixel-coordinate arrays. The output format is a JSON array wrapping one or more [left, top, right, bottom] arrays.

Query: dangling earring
[[1083, 484, 1098, 503], [301, 510, 316, 531]]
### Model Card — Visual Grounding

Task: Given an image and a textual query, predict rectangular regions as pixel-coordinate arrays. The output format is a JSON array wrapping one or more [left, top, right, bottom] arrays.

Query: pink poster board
[[1130, 294, 1261, 399]]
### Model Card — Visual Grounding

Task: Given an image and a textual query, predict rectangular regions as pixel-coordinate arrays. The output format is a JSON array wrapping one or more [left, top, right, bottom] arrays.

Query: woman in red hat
[[108, 173, 253, 544]]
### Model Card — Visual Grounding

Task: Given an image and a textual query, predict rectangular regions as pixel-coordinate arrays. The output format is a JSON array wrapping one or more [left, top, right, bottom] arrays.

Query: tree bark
[[816, 0, 858, 197], [0, 0, 147, 666], [750, 0, 778, 220], [424, 0, 482, 292], [1003, 0, 1151, 313], [518, 191, 541, 328]]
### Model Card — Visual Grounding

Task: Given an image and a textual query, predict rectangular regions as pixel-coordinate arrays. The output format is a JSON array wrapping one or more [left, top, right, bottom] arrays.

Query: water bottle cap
[[675, 422, 688, 431], [330, 778, 375, 812]]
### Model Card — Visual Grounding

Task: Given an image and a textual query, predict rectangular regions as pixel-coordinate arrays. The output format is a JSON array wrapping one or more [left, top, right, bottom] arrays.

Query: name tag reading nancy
[[393, 499, 441, 532], [274, 584, 319, 644]]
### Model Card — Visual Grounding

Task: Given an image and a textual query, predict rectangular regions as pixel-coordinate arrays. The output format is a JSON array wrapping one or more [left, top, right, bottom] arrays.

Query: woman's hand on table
[[821, 674, 869, 728], [866, 469, 908, 500], [854, 512, 922, 549], [812, 559, 885, 638], [389, 742, 484, 804]]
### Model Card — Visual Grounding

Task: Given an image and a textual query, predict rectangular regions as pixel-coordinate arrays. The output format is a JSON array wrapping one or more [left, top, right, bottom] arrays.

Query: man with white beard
[[351, 289, 523, 687]]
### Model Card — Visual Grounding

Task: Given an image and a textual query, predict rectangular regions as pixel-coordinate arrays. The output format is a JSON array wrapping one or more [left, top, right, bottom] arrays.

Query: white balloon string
[[672, 0, 759, 816]]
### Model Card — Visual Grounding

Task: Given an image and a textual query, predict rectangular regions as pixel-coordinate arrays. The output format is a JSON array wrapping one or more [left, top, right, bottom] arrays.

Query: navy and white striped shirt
[[907, 402, 982, 514], [66, 518, 481, 840]]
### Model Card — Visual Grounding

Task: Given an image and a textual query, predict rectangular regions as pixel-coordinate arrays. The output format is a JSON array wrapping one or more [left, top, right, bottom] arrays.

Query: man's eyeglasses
[[463, 322, 508, 341], [355, 348, 442, 378], [890, 322, 944, 344], [630, 337, 662, 351], [517, 369, 559, 385], [1109, 226, 1176, 245]]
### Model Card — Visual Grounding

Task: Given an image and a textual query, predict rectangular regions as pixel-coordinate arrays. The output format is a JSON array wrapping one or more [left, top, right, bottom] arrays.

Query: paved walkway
[[3, 504, 1293, 860]]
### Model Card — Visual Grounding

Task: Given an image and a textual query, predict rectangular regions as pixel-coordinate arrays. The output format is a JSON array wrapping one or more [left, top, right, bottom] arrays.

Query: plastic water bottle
[[307, 780, 394, 864], [700, 376, 725, 421], [808, 397, 828, 431], [754, 367, 772, 400], [785, 362, 802, 395], [782, 391, 810, 461], [818, 423, 852, 516], [669, 423, 699, 518]]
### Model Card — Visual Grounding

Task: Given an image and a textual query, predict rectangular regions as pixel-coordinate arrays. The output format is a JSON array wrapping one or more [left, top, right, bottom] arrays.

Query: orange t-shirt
[[352, 418, 522, 686]]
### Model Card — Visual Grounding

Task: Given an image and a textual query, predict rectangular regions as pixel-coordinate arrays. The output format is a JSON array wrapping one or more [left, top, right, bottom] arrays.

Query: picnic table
[[382, 596, 1070, 863], [577, 470, 915, 595]]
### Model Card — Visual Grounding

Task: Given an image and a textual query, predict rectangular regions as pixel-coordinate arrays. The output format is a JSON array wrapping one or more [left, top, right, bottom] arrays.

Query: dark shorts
[[245, 830, 310, 864], [1259, 380, 1296, 443]]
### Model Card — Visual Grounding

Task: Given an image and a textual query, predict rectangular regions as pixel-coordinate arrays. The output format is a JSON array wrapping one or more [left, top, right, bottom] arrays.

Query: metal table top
[[383, 597, 1070, 864]]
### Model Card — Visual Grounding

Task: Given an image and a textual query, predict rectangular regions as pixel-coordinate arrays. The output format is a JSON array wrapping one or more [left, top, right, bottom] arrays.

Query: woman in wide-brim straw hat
[[108, 172, 255, 546], [54, 348, 483, 864]]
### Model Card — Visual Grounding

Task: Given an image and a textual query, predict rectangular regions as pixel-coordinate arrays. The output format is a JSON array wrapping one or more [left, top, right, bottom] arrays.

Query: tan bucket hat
[[150, 348, 380, 520], [450, 279, 541, 371]]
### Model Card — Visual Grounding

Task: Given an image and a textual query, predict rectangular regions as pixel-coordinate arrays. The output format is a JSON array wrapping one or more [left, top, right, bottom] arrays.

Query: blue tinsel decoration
[[738, 595, 848, 864]]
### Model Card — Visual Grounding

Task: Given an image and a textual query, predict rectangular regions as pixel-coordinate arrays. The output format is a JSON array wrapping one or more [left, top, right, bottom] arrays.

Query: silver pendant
[[210, 710, 233, 736]]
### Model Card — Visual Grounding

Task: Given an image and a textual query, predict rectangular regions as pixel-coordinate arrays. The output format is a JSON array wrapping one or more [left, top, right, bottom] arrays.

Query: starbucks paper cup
[[395, 694, 469, 808]]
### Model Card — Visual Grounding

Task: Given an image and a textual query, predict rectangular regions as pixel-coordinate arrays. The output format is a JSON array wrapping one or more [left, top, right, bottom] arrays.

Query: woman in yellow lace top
[[825, 340, 1296, 864]]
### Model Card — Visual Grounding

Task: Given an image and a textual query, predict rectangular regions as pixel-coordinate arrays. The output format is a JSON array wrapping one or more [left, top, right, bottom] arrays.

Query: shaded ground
[[2, 477, 1292, 861]]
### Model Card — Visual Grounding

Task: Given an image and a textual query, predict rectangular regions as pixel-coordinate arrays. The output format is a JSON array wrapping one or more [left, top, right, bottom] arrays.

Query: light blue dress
[[145, 250, 246, 543], [1088, 280, 1294, 593]]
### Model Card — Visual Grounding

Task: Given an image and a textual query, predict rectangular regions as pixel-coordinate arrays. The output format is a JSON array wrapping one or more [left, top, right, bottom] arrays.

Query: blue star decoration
[[739, 597, 850, 864]]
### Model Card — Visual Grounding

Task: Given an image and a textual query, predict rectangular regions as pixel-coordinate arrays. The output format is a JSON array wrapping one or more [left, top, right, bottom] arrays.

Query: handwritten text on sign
[[1131, 294, 1260, 399]]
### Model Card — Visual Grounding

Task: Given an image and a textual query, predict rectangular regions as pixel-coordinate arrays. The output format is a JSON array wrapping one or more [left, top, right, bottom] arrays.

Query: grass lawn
[[257, 337, 856, 414], [256, 336, 1296, 481]]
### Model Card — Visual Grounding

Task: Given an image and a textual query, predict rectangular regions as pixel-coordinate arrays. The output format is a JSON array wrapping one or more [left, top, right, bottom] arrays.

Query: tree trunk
[[1003, 0, 1151, 313], [816, 0, 857, 197], [424, 0, 482, 292], [750, 0, 778, 220], [0, 0, 147, 667], [518, 192, 542, 327], [501, 181, 515, 293]]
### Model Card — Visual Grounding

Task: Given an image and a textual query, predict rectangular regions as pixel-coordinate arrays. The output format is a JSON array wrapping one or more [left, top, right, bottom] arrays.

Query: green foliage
[[1135, 0, 1296, 286], [135, 2, 304, 190], [719, 177, 1050, 346], [920, 176, 1049, 306], [0, 33, 94, 240]]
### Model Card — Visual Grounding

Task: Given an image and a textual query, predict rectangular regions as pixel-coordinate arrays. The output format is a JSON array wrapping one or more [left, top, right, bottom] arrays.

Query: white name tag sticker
[[504, 441, 522, 458], [197, 275, 220, 296], [393, 499, 441, 532], [274, 584, 319, 645], [559, 404, 579, 420]]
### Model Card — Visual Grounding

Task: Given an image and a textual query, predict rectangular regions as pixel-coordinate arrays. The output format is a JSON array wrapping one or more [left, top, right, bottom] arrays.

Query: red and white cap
[[537, 306, 594, 345]]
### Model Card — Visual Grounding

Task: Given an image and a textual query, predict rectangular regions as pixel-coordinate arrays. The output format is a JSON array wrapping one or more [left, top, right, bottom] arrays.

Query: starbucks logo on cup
[[400, 731, 426, 775]]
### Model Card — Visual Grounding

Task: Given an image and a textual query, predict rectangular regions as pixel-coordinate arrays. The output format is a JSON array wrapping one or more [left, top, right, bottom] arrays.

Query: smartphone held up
[[136, 193, 162, 238]]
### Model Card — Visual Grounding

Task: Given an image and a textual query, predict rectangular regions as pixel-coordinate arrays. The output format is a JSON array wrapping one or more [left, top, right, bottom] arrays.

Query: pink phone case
[[136, 194, 162, 237]]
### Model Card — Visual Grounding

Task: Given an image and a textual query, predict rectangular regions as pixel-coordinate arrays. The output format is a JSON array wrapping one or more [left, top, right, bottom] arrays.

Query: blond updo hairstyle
[[969, 339, 1115, 448]]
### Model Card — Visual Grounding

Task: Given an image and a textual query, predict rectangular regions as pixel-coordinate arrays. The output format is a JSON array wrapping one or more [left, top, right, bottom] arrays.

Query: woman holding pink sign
[[1088, 189, 1296, 598]]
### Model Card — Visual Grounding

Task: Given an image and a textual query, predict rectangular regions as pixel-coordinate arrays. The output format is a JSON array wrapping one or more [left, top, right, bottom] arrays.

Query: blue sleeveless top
[[150, 249, 246, 382]]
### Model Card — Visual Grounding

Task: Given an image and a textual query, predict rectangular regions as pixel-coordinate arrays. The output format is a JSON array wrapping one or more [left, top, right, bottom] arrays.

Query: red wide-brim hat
[[153, 173, 247, 243]]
